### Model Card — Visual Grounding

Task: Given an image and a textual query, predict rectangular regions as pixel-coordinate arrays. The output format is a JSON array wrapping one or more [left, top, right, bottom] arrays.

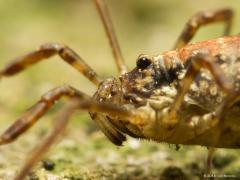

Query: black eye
[[136, 56, 151, 70]]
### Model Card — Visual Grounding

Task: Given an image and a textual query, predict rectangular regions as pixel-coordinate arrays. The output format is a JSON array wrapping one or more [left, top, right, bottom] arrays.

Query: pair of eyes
[[136, 56, 152, 70]]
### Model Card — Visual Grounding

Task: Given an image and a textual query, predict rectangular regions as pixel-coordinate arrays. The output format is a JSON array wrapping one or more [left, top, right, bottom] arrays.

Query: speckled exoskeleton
[[0, 0, 239, 179]]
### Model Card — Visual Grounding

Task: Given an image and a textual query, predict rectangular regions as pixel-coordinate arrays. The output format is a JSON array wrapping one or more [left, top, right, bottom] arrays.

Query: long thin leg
[[174, 8, 233, 49], [93, 0, 127, 74], [9, 100, 139, 180], [0, 43, 101, 85], [205, 147, 216, 175], [14, 98, 80, 180], [0, 85, 140, 145], [162, 53, 234, 128], [208, 92, 239, 148], [13, 98, 131, 180]]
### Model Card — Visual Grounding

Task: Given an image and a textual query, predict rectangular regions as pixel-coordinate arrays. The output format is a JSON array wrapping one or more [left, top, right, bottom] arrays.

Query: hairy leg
[[93, 0, 127, 74], [0, 85, 138, 145], [205, 147, 216, 175], [0, 43, 101, 85], [174, 8, 233, 49], [13, 98, 80, 180]]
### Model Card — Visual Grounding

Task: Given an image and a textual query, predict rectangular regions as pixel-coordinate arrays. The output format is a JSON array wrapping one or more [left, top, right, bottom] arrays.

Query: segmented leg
[[0, 43, 101, 85], [209, 92, 240, 148], [0, 90, 141, 180], [93, 0, 127, 74], [14, 99, 80, 180], [0, 85, 136, 145], [205, 148, 216, 175], [174, 8, 233, 49], [163, 53, 234, 128]]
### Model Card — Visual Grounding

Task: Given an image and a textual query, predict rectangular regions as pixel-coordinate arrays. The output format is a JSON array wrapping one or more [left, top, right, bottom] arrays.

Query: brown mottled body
[[0, 1, 238, 179], [120, 36, 240, 149], [178, 36, 240, 109]]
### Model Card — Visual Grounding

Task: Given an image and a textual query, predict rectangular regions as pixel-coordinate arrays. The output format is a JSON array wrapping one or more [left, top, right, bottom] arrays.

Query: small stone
[[42, 159, 55, 171]]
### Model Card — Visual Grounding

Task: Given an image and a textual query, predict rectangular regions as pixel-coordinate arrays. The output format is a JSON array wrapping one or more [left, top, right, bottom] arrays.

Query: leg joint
[[39, 43, 66, 52], [40, 85, 77, 105]]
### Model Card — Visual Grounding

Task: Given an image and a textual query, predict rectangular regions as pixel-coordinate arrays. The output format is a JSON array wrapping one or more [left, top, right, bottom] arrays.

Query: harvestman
[[0, 0, 240, 179]]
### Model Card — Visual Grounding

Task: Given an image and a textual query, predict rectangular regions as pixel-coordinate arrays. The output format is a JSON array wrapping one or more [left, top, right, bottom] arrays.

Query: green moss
[[213, 153, 236, 169]]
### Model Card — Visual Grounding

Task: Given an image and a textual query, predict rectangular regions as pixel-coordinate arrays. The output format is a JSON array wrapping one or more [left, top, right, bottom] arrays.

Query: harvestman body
[[0, 0, 239, 179]]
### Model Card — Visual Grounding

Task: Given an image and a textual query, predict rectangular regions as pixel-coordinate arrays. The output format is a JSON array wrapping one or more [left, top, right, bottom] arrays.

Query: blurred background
[[0, 0, 240, 179]]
